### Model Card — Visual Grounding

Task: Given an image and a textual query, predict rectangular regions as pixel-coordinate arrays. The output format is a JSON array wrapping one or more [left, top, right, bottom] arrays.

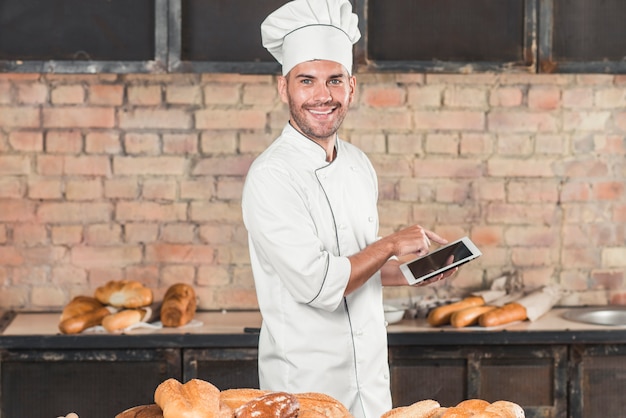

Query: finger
[[424, 229, 448, 245]]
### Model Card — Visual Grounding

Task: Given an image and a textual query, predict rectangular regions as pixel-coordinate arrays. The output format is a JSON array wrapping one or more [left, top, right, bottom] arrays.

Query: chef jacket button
[[339, 224, 346, 230], [384, 372, 389, 380], [350, 166, 357, 171], [368, 217, 374, 222]]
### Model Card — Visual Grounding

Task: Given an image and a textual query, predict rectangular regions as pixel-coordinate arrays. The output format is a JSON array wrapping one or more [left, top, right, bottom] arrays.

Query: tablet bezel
[[398, 236, 481, 285]]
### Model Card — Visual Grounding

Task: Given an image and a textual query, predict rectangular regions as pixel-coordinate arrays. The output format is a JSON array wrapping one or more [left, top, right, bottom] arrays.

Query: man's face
[[278, 60, 356, 143]]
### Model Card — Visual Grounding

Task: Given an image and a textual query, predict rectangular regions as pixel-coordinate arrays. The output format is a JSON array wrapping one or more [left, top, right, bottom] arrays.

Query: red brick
[[0, 82, 12, 104], [166, 85, 202, 105], [16, 83, 48, 104], [425, 133, 459, 154], [243, 84, 277, 105], [38, 203, 112, 223], [51, 266, 88, 285], [104, 178, 139, 199], [190, 202, 243, 223], [119, 108, 191, 129], [89, 84, 124, 105], [495, 134, 533, 155], [128, 85, 162, 105], [51, 85, 85, 104], [145, 243, 215, 264], [508, 180, 559, 202], [489, 87, 523, 107], [615, 111, 626, 132], [528, 87, 560, 110], [115, 201, 187, 222], [85, 224, 122, 245], [163, 133, 199, 155], [0, 246, 25, 266], [13, 223, 48, 246], [407, 85, 442, 108], [471, 226, 504, 246], [0, 106, 40, 127], [9, 131, 43, 152], [203, 131, 241, 154], [195, 109, 266, 130], [387, 133, 423, 155], [370, 155, 412, 177], [0, 199, 36, 222], [125, 265, 159, 288], [180, 180, 214, 200], [64, 156, 111, 176], [162, 265, 195, 286], [361, 86, 406, 107], [66, 179, 103, 200], [125, 224, 159, 244], [414, 110, 484, 131], [460, 133, 493, 155], [593, 181, 624, 200], [43, 107, 115, 128], [193, 155, 254, 176], [46, 130, 83, 154], [563, 110, 611, 132], [203, 84, 241, 104], [114, 156, 187, 175], [197, 265, 230, 286], [505, 226, 558, 247], [443, 87, 486, 108], [143, 179, 177, 201], [562, 159, 608, 177], [562, 88, 594, 108], [37, 155, 64, 176], [28, 178, 62, 200], [86, 131, 122, 154], [216, 178, 244, 200], [0, 156, 31, 175], [414, 158, 483, 178], [161, 224, 196, 243], [344, 109, 413, 131], [486, 203, 558, 225], [487, 159, 554, 177], [0, 177, 23, 198], [51, 225, 83, 245], [124, 133, 160, 155], [89, 268, 124, 287], [512, 247, 556, 266], [71, 246, 142, 268], [488, 111, 557, 132]]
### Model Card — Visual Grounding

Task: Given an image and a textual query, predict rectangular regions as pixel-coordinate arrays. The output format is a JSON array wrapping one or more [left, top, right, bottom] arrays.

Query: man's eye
[[300, 79, 312, 84], [329, 79, 342, 85]]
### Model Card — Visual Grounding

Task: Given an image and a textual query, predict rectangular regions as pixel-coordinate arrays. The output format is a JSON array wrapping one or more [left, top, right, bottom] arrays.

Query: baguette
[[478, 302, 527, 327], [381, 399, 440, 418], [427, 296, 485, 326], [450, 306, 497, 328]]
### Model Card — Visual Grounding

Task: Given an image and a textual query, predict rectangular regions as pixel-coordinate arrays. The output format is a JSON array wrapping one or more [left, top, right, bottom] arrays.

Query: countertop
[[1, 308, 626, 350]]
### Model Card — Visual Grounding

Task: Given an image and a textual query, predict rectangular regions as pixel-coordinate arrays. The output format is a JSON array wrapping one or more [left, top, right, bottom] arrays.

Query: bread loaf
[[478, 302, 527, 327], [427, 296, 485, 326], [154, 378, 220, 418], [58, 296, 112, 334], [450, 306, 497, 328], [381, 399, 440, 418], [234, 391, 299, 418], [161, 283, 197, 327], [95, 280, 153, 308], [220, 388, 268, 411], [115, 404, 163, 418], [102, 308, 147, 333], [296, 392, 353, 418], [455, 399, 490, 414], [484, 401, 525, 418]]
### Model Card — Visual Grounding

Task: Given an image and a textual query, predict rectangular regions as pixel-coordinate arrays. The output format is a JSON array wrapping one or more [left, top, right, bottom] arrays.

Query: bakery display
[[427, 296, 485, 326], [160, 283, 197, 327], [383, 398, 525, 418]]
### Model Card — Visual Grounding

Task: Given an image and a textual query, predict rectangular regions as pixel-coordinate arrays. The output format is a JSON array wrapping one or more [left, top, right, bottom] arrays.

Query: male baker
[[241, 1, 456, 416]]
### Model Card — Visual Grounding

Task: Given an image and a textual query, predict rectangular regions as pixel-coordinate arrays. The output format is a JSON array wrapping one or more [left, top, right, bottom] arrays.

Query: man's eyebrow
[[294, 73, 346, 80]]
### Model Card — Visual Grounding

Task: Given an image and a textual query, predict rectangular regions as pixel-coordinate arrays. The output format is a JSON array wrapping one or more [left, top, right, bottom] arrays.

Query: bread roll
[[154, 378, 220, 418], [295, 392, 352, 418], [234, 391, 299, 418], [478, 302, 527, 327], [381, 399, 440, 418], [427, 296, 485, 326], [115, 404, 163, 418], [95, 280, 153, 308], [450, 306, 497, 328], [58, 296, 112, 334], [102, 308, 147, 333], [220, 388, 268, 411], [160, 283, 197, 327], [484, 400, 525, 418], [455, 399, 490, 414]]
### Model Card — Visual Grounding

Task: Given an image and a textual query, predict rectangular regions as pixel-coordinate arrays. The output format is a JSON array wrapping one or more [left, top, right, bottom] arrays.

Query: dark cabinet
[[389, 345, 567, 418], [183, 347, 259, 391], [0, 348, 180, 418]]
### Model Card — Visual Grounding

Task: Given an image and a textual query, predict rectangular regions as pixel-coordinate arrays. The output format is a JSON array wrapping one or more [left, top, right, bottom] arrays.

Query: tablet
[[399, 236, 481, 285]]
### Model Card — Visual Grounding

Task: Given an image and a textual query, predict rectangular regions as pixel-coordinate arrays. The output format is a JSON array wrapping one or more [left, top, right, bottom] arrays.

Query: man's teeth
[[309, 108, 334, 115]]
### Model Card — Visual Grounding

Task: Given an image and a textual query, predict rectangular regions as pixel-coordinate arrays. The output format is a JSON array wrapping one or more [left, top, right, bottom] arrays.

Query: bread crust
[[160, 283, 197, 327], [154, 378, 220, 418], [382, 400, 440, 418], [484, 400, 525, 418], [234, 391, 299, 418], [220, 388, 268, 411], [58, 296, 112, 334], [95, 280, 153, 308], [295, 392, 353, 418], [450, 306, 497, 328], [478, 302, 527, 327], [102, 308, 147, 333], [427, 296, 485, 326]]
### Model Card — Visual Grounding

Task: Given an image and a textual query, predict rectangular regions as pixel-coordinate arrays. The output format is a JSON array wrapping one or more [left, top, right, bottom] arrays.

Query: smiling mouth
[[307, 106, 336, 115]]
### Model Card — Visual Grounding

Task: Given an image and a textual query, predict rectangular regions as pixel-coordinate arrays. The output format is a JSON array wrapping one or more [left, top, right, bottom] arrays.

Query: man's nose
[[312, 82, 332, 102]]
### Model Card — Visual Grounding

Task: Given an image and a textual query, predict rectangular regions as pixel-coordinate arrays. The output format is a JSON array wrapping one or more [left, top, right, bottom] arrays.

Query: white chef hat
[[261, 0, 361, 76]]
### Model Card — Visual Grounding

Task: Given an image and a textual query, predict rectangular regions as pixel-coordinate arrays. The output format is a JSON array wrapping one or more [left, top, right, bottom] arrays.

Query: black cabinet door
[[0, 348, 180, 418], [183, 347, 259, 391]]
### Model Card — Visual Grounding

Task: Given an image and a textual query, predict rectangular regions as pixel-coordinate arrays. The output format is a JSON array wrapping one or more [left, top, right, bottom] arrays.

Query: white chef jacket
[[241, 123, 392, 418]]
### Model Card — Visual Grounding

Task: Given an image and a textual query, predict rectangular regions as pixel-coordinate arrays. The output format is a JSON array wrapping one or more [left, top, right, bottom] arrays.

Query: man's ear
[[277, 75, 289, 104], [348, 75, 357, 104]]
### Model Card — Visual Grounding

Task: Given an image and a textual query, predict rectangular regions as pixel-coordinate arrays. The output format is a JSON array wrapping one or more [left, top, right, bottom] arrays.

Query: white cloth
[[261, 0, 361, 75], [242, 124, 392, 418]]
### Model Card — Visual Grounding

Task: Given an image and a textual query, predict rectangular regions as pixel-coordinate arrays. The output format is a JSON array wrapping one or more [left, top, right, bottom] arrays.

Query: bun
[[154, 378, 220, 418], [220, 388, 268, 411], [115, 404, 163, 418], [59, 296, 112, 334], [478, 302, 527, 327], [450, 306, 497, 328], [234, 391, 299, 418], [455, 399, 490, 413], [381, 399, 440, 418], [160, 283, 197, 327], [102, 308, 147, 333], [295, 392, 352, 418], [95, 280, 153, 308], [428, 296, 485, 326]]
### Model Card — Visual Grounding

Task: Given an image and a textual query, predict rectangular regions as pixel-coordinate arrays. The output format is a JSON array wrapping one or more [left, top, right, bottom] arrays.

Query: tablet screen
[[400, 237, 481, 284]]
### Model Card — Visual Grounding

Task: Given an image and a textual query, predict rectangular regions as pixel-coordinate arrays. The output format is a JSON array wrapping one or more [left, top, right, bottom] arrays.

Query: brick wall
[[0, 72, 625, 311]]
